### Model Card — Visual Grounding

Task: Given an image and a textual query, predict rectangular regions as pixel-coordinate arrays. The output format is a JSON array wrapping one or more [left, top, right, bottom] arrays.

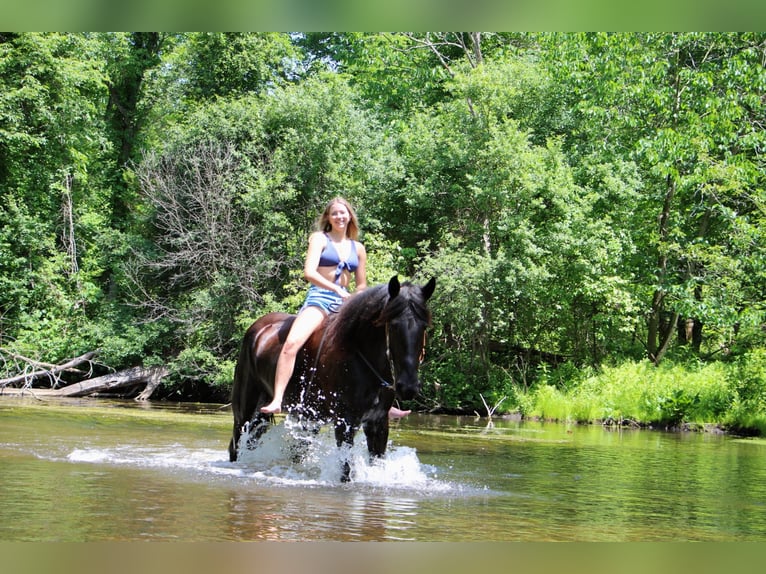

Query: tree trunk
[[106, 32, 163, 224], [56, 366, 169, 397], [653, 311, 679, 365], [647, 173, 677, 364]]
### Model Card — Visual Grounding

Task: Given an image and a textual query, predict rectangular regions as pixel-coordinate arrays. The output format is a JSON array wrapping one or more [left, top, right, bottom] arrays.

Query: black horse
[[229, 276, 436, 481]]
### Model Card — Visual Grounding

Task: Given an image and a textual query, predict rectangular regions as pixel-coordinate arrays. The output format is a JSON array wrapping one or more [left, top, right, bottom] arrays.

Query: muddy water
[[1, 397, 765, 541]]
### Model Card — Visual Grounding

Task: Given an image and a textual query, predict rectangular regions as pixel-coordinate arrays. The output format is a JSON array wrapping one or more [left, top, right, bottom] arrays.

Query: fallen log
[[57, 366, 169, 398], [0, 366, 169, 400]]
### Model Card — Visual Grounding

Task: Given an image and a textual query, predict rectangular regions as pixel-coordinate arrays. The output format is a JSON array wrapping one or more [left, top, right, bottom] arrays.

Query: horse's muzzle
[[396, 374, 420, 401]]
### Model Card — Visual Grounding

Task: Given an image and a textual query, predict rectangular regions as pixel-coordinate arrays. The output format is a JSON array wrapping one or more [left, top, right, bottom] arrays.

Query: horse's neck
[[331, 314, 384, 355], [331, 289, 392, 355]]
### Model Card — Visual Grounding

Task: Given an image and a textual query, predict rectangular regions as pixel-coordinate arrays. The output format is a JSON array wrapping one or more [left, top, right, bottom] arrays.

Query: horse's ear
[[388, 275, 401, 299], [421, 277, 436, 301]]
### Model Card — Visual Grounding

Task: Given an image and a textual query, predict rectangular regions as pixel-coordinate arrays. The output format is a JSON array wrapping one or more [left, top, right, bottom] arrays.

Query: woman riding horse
[[229, 274, 436, 479], [259, 197, 409, 420]]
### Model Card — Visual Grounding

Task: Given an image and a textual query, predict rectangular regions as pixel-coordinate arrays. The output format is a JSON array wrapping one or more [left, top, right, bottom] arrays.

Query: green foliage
[[361, 232, 406, 285], [528, 385, 570, 422], [300, 33, 452, 115], [421, 353, 476, 411], [525, 360, 736, 427], [543, 33, 766, 361], [1, 32, 765, 418], [728, 349, 766, 412], [162, 347, 234, 401], [0, 33, 119, 366], [184, 33, 299, 100]]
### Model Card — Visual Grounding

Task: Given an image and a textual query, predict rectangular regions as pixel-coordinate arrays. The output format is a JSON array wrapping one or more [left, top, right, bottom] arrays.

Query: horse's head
[[378, 275, 436, 401]]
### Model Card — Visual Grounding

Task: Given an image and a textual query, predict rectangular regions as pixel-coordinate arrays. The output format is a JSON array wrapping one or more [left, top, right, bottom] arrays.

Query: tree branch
[[0, 350, 99, 388]]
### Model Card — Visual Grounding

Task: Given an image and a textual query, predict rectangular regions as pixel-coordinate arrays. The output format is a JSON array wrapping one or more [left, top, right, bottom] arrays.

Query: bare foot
[[260, 402, 282, 415], [388, 406, 411, 420]]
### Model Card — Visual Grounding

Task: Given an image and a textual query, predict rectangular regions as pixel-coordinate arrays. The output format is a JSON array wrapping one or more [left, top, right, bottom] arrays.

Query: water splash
[[62, 418, 460, 494], [235, 417, 454, 492]]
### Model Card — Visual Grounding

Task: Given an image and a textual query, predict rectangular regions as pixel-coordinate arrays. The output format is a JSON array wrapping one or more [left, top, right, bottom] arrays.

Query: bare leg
[[260, 306, 326, 414]]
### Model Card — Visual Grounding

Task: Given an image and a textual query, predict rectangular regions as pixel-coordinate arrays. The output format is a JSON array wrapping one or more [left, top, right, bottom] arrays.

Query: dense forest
[[1, 33, 764, 430]]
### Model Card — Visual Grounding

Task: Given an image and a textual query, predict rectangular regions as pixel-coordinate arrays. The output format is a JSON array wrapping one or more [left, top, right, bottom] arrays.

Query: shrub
[[161, 347, 233, 401], [530, 384, 569, 421], [729, 349, 766, 412], [528, 359, 736, 426]]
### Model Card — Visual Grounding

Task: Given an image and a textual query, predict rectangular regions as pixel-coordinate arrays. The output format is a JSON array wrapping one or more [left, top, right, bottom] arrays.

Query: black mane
[[325, 280, 432, 346]]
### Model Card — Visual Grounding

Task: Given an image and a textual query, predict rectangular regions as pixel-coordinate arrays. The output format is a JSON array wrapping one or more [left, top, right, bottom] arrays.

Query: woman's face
[[328, 202, 350, 232]]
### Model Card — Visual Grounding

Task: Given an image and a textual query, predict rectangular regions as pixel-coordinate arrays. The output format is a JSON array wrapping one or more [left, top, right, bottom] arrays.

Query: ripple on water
[[58, 418, 480, 497]]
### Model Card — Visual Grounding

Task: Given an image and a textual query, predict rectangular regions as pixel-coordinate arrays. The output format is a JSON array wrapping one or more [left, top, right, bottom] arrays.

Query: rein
[[355, 322, 396, 390], [304, 321, 393, 390], [357, 346, 394, 389]]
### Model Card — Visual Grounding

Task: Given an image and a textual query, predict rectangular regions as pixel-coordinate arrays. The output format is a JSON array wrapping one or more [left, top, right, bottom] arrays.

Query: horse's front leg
[[334, 419, 357, 482], [229, 422, 241, 462], [363, 416, 390, 459], [230, 413, 272, 461]]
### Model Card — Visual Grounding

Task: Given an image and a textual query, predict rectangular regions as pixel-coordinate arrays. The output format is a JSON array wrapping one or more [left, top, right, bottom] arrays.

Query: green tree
[[102, 32, 167, 226], [543, 33, 766, 363], [183, 33, 299, 100], [395, 54, 636, 409], [0, 33, 112, 362], [129, 74, 401, 387]]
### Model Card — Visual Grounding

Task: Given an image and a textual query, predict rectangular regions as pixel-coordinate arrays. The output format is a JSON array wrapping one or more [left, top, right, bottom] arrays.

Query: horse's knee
[[364, 421, 389, 458], [333, 425, 355, 482], [335, 431, 354, 449]]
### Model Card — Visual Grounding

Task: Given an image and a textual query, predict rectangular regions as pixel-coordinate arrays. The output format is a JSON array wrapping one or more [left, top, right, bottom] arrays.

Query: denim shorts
[[301, 285, 346, 314]]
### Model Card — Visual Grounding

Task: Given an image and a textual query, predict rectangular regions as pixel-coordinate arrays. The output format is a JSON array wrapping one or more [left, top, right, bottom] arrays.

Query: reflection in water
[[2, 399, 766, 541], [220, 417, 459, 540], [222, 487, 423, 541], [345, 493, 420, 541]]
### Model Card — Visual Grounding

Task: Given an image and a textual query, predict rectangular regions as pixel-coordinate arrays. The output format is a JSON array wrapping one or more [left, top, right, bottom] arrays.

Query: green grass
[[522, 359, 750, 429]]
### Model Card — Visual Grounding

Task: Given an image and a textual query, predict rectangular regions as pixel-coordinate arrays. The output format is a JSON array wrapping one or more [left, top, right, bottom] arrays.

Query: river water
[[1, 397, 765, 542]]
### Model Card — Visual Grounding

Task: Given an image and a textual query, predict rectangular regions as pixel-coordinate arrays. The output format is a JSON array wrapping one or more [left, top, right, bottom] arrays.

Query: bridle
[[357, 321, 427, 390]]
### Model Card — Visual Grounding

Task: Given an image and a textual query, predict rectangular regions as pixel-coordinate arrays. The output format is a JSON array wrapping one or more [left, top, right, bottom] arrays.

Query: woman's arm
[[354, 242, 367, 292]]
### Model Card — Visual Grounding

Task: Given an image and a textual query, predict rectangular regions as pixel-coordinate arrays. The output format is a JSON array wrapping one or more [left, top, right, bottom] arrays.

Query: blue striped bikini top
[[318, 234, 359, 283]]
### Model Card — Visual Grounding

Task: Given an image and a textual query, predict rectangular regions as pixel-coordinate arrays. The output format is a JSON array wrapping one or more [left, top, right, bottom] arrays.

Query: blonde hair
[[317, 197, 360, 240]]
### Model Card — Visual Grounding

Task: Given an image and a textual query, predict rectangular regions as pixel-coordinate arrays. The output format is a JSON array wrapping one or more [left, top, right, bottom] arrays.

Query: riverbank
[[5, 354, 766, 437]]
